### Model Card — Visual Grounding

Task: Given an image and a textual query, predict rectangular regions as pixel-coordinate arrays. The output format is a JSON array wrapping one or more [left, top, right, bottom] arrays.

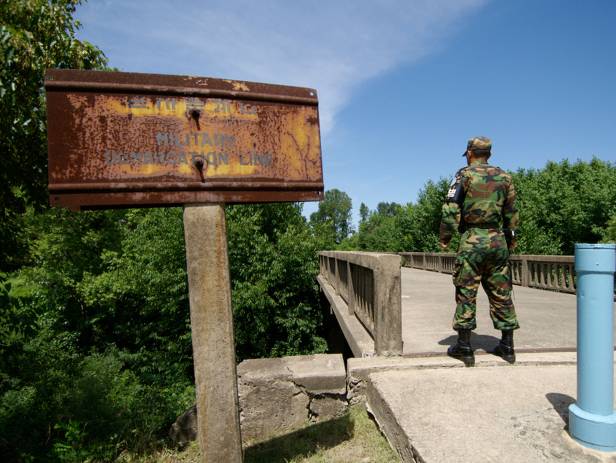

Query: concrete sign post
[[568, 243, 616, 452], [184, 204, 242, 462], [45, 69, 323, 462]]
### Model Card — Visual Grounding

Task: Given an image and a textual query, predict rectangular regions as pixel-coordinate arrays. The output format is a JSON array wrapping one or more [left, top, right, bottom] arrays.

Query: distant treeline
[[320, 158, 615, 256]]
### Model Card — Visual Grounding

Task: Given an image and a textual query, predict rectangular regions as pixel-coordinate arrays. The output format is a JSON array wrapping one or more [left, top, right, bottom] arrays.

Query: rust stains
[[45, 69, 323, 210]]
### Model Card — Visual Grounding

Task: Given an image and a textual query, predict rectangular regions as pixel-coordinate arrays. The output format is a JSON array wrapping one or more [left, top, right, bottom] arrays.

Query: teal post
[[568, 243, 616, 452]]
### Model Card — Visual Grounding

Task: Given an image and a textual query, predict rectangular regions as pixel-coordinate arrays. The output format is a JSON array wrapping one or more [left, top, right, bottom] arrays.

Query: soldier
[[439, 136, 520, 367]]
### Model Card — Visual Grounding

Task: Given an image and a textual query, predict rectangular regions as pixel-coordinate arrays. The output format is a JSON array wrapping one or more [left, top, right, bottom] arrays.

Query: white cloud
[[77, 0, 488, 135]]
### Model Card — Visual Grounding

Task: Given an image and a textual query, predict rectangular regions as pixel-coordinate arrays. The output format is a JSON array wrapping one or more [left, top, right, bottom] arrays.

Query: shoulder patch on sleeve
[[446, 168, 466, 203]]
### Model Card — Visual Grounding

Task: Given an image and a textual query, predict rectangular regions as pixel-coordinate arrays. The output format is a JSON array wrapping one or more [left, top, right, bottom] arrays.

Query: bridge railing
[[400, 252, 578, 294], [318, 251, 402, 356]]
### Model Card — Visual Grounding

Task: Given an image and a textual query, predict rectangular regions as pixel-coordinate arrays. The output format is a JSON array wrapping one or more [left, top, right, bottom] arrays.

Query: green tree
[[310, 189, 353, 245], [227, 203, 327, 359], [339, 181, 450, 253], [352, 204, 404, 252], [512, 158, 616, 254], [359, 202, 369, 224], [1, 203, 328, 460], [602, 214, 616, 243], [401, 179, 451, 252], [0, 0, 107, 271], [376, 202, 402, 217]]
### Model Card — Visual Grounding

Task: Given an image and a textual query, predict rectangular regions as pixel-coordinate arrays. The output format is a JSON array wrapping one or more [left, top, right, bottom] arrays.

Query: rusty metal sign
[[45, 69, 323, 210]]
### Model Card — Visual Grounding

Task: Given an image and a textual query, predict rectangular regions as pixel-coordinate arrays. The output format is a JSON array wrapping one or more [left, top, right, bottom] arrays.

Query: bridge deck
[[401, 267, 616, 355]]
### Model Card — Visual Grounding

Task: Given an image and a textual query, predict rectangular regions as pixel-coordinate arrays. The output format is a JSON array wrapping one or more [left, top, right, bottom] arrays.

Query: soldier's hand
[[439, 241, 448, 251]]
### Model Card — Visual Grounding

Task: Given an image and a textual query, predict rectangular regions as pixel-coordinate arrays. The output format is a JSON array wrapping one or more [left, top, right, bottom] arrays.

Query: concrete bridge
[[402, 266, 584, 355], [318, 251, 606, 357], [317, 251, 616, 463]]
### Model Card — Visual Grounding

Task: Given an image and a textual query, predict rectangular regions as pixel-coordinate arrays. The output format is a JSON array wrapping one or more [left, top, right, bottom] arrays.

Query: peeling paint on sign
[[46, 70, 324, 210]]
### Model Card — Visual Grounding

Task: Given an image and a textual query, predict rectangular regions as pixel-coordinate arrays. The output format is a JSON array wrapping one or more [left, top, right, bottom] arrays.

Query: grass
[[117, 405, 400, 463]]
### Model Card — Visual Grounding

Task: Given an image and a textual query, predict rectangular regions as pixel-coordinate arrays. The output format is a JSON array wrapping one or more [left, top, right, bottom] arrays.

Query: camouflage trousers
[[452, 229, 520, 331]]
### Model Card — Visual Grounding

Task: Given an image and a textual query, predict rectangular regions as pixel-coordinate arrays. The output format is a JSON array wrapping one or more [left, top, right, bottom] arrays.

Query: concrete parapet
[[237, 354, 347, 443], [319, 251, 403, 356], [170, 354, 348, 447], [400, 251, 583, 295]]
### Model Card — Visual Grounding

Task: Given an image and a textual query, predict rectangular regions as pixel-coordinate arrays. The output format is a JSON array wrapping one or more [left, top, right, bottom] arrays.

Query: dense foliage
[[511, 159, 616, 254], [309, 188, 353, 246], [0, 0, 107, 271], [341, 179, 456, 252], [227, 204, 327, 360], [2, 204, 327, 461], [603, 215, 616, 243]]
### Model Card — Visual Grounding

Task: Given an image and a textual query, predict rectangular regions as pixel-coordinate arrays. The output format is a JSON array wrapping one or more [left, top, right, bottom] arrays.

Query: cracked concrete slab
[[237, 353, 347, 443], [367, 362, 616, 463], [171, 354, 348, 446]]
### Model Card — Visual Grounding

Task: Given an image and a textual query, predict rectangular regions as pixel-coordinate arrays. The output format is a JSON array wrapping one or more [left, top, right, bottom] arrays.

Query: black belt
[[466, 224, 501, 230]]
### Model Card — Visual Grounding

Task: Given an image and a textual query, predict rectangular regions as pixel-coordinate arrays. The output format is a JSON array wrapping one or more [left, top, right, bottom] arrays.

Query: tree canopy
[[309, 188, 353, 246], [0, 0, 107, 271], [512, 158, 616, 254], [340, 158, 615, 255]]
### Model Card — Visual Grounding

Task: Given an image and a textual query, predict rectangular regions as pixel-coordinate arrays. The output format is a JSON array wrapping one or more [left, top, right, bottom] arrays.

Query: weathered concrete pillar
[[374, 254, 403, 356], [183, 204, 243, 463]]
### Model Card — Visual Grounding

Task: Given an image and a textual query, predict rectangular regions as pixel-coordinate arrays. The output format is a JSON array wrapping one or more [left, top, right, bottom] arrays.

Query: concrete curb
[[366, 381, 424, 463], [347, 352, 583, 405]]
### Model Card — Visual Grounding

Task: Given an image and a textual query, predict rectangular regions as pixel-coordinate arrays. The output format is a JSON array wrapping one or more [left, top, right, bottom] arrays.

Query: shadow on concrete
[[546, 392, 575, 429], [438, 333, 501, 352], [244, 414, 354, 463], [320, 292, 354, 361]]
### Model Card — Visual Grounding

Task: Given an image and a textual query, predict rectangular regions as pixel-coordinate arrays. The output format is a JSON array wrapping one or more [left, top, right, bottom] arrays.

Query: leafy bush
[[0, 0, 107, 272], [1, 203, 327, 461], [512, 158, 616, 254]]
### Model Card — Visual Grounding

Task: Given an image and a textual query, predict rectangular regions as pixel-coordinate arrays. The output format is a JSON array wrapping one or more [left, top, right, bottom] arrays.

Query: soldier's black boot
[[447, 329, 475, 367], [493, 329, 515, 364]]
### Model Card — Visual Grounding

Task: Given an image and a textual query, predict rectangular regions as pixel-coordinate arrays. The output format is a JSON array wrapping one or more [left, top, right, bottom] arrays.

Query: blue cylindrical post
[[569, 243, 616, 452]]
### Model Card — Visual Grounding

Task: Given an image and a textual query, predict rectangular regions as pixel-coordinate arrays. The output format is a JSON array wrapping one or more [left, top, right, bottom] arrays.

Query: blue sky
[[75, 0, 616, 225]]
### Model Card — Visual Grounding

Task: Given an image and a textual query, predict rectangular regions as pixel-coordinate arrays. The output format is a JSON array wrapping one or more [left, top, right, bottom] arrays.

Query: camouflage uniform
[[440, 138, 520, 332]]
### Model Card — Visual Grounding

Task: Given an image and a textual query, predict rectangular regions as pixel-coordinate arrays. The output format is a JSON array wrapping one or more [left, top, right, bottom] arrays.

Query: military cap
[[462, 136, 492, 156]]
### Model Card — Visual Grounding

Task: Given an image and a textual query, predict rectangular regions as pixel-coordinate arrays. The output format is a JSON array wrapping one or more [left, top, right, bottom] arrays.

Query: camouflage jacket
[[439, 160, 519, 246]]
